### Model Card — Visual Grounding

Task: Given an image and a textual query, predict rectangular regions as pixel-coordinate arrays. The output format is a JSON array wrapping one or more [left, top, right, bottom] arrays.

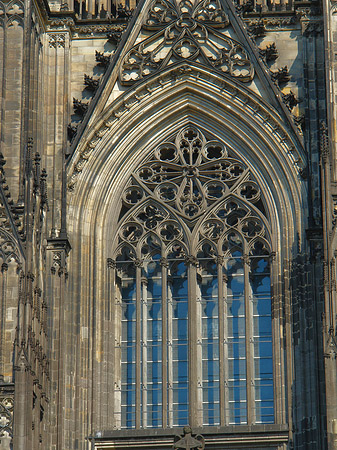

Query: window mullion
[[112, 263, 121, 429], [141, 277, 148, 428], [136, 265, 142, 429], [218, 260, 226, 426], [188, 259, 200, 427], [244, 254, 255, 425], [161, 259, 168, 428], [167, 276, 173, 427]]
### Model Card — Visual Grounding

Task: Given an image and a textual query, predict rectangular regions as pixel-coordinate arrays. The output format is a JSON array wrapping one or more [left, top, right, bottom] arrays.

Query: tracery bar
[[226, 253, 247, 424], [199, 257, 220, 425], [168, 259, 189, 426], [251, 255, 274, 423], [119, 259, 137, 428], [142, 256, 163, 427]]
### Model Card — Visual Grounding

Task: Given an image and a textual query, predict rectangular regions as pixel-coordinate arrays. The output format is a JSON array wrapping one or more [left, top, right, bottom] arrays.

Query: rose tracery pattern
[[114, 125, 270, 260], [134, 126, 264, 223], [120, 0, 254, 84]]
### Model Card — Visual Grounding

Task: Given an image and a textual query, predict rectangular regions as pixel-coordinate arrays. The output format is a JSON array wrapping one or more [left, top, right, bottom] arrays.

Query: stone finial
[[282, 91, 299, 111], [73, 98, 89, 117], [84, 74, 100, 92], [95, 51, 111, 68], [173, 427, 205, 450], [259, 43, 278, 62], [271, 66, 290, 84]]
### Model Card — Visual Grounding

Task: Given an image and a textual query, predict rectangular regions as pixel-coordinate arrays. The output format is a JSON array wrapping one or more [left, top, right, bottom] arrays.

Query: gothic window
[[112, 125, 274, 429]]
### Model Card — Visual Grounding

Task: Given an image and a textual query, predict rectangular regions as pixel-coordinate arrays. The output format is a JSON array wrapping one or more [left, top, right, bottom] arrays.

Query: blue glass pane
[[173, 388, 188, 403], [251, 275, 270, 294], [254, 316, 272, 337], [149, 302, 161, 319], [169, 261, 189, 424], [147, 388, 162, 403], [142, 259, 163, 427], [228, 359, 247, 378], [172, 403, 189, 426], [228, 385, 247, 402], [121, 361, 136, 382], [253, 298, 272, 315], [255, 383, 273, 401], [202, 360, 219, 380], [173, 318, 188, 339], [147, 320, 162, 340], [148, 344, 162, 360], [120, 267, 137, 429], [227, 298, 245, 316], [227, 277, 244, 296], [200, 261, 220, 426], [203, 403, 220, 425], [251, 264, 274, 424], [252, 258, 269, 274], [228, 317, 245, 337], [229, 408, 247, 424], [227, 258, 244, 275], [254, 339, 272, 358], [202, 343, 219, 359], [227, 338, 246, 358], [255, 358, 273, 376], [202, 384, 220, 401], [121, 405, 136, 428], [173, 302, 188, 318]]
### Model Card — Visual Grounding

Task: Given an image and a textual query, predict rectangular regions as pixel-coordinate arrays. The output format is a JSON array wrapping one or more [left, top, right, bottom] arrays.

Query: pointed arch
[[68, 64, 306, 259], [66, 58, 307, 435]]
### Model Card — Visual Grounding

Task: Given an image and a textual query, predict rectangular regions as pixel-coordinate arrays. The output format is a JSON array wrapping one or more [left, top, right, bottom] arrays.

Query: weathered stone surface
[[0, 0, 336, 449]]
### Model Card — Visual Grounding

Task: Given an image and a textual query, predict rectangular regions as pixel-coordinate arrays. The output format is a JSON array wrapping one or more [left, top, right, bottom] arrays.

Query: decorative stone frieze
[[120, 0, 254, 85], [48, 33, 66, 48], [0, 387, 14, 443]]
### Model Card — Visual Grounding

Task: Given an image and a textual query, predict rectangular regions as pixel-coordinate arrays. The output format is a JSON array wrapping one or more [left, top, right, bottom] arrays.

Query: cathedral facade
[[0, 0, 336, 448]]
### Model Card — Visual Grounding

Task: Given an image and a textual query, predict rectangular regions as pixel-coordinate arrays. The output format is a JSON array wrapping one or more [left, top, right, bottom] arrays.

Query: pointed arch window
[[111, 126, 274, 429]]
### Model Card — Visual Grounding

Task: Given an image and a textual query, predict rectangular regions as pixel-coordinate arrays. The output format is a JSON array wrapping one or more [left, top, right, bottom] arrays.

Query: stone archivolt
[[120, 0, 254, 84], [68, 64, 305, 192]]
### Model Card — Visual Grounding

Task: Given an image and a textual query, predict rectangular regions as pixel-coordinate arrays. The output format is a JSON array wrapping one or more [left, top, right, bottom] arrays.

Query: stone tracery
[[115, 125, 269, 252], [120, 0, 254, 84], [111, 125, 273, 428]]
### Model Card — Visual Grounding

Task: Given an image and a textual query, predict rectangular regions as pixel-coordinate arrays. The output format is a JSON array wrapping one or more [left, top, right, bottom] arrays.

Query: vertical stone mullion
[[135, 264, 141, 429], [196, 268, 203, 426], [106, 259, 115, 429], [56, 264, 66, 450], [244, 254, 254, 425], [114, 265, 122, 429], [0, 263, 8, 377], [141, 277, 148, 428], [167, 277, 173, 427], [161, 258, 168, 428], [218, 259, 226, 426], [187, 257, 199, 427], [271, 253, 286, 424]]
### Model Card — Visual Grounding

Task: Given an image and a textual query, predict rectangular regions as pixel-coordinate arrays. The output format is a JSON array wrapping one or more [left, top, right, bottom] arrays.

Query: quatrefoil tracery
[[114, 126, 270, 261], [120, 0, 254, 84]]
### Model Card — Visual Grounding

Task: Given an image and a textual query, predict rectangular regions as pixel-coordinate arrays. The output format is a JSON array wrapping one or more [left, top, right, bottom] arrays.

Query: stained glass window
[[112, 125, 274, 428]]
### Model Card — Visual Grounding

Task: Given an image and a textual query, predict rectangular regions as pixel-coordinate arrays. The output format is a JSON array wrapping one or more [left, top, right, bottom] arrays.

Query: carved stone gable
[[120, 0, 254, 84]]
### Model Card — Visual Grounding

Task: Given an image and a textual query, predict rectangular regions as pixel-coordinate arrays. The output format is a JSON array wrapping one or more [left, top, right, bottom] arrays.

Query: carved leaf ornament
[[120, 0, 254, 84], [114, 126, 270, 262]]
